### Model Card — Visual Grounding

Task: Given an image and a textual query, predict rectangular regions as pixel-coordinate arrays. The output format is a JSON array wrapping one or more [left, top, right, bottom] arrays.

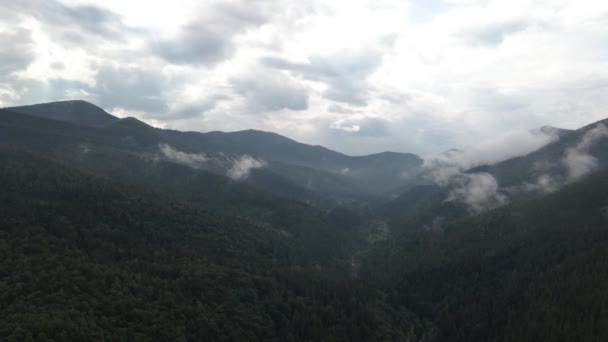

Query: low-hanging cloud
[[424, 150, 508, 213], [446, 127, 562, 170], [159, 143, 208, 169], [563, 123, 608, 181], [500, 123, 608, 196], [0, 28, 35, 76], [227, 155, 267, 180], [446, 172, 509, 214]]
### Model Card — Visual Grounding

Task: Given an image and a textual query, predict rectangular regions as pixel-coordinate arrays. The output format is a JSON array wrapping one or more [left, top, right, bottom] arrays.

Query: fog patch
[[451, 128, 561, 170], [424, 150, 508, 213], [447, 173, 508, 214], [563, 124, 608, 181], [159, 143, 208, 169], [227, 155, 267, 181], [520, 174, 561, 194]]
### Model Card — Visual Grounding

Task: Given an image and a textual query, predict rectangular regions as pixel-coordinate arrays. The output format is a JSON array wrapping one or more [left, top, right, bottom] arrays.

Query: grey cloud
[[152, 25, 235, 66], [381, 92, 410, 105], [231, 72, 309, 112], [93, 66, 169, 114], [466, 21, 528, 46], [1, 0, 133, 46], [327, 104, 355, 114], [0, 28, 35, 75], [324, 82, 369, 106], [165, 96, 229, 121], [50, 61, 65, 70], [331, 117, 390, 137], [262, 49, 382, 106], [1, 66, 170, 115], [152, 1, 269, 65], [356, 118, 390, 137], [474, 87, 528, 112], [45, 2, 127, 39], [4, 78, 91, 105]]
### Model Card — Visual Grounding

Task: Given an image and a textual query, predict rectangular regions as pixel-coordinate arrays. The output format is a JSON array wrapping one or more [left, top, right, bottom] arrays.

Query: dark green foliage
[[0, 147, 428, 341], [365, 169, 608, 342]]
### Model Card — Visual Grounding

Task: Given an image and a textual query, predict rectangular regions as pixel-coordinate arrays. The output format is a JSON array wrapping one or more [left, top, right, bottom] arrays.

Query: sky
[[2, 0, 608, 158]]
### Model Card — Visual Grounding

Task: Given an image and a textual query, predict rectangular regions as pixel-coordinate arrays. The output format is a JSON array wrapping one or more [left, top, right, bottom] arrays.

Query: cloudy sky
[[2, 0, 608, 157]]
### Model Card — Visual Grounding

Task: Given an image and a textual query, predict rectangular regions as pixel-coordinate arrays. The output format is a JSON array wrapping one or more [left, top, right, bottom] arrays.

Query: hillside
[[0, 139, 429, 342], [5, 100, 119, 128], [3, 101, 423, 203]]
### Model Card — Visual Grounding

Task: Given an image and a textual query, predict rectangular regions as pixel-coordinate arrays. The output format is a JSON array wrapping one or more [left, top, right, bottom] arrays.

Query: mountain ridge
[[2, 100, 424, 201]]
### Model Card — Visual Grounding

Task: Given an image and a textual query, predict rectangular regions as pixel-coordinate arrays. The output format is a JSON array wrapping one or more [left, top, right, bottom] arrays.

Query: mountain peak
[[5, 100, 119, 128]]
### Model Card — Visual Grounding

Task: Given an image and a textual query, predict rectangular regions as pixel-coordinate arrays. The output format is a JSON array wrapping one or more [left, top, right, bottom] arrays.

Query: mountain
[[380, 119, 608, 229], [534, 125, 574, 138], [472, 119, 608, 190], [162, 128, 423, 198], [5, 100, 119, 127], [2, 100, 424, 203], [363, 166, 608, 342]]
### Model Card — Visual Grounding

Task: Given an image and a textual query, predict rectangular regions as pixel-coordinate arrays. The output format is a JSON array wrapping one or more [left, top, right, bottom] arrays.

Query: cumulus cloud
[[1, 0, 134, 48], [563, 123, 608, 181], [151, 1, 270, 66], [0, 28, 35, 75], [164, 96, 229, 121], [262, 48, 382, 106], [227, 155, 267, 180], [159, 143, 208, 168], [92, 65, 170, 114]]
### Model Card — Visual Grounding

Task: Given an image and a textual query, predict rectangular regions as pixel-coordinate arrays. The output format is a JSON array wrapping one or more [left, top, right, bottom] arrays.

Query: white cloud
[[227, 155, 267, 180], [159, 143, 208, 168], [447, 172, 508, 214], [424, 149, 508, 213], [563, 123, 608, 181]]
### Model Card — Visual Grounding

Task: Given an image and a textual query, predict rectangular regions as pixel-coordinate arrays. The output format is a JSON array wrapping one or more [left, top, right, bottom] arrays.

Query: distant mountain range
[[5, 100, 424, 204]]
